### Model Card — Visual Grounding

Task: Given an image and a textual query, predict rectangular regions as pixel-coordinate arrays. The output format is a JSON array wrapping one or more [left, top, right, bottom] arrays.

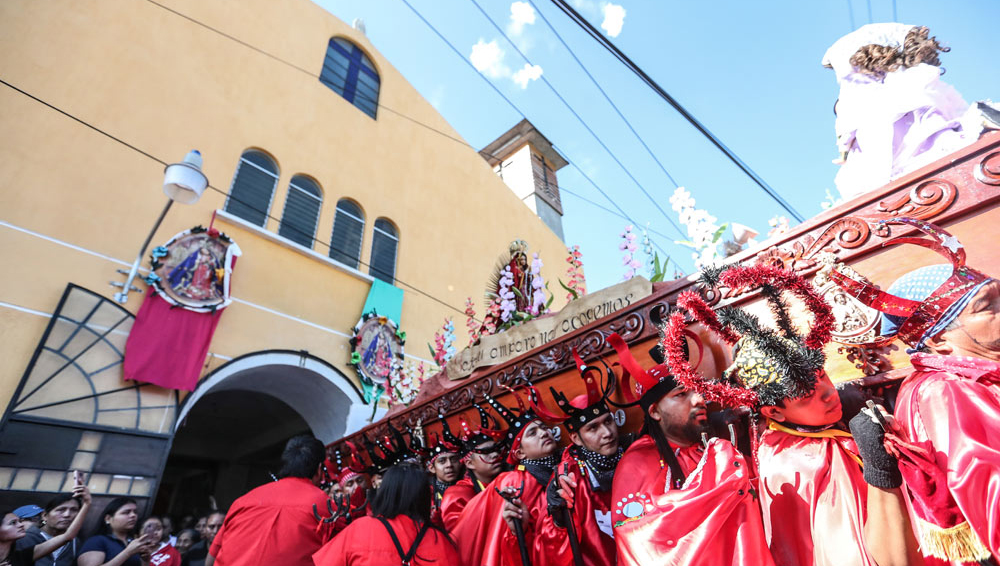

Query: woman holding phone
[[77, 498, 156, 566], [0, 484, 92, 566]]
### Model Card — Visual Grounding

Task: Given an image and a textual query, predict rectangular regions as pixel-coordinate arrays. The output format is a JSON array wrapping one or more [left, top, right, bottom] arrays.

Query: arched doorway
[[154, 350, 367, 517]]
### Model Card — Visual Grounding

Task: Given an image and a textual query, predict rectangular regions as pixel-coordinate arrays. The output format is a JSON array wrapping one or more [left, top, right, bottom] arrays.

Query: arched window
[[225, 150, 279, 226], [369, 218, 398, 284], [329, 199, 365, 268], [320, 37, 380, 119], [278, 175, 322, 248]]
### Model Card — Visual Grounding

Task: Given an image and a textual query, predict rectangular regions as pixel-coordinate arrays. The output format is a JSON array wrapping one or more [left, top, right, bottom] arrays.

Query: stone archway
[[156, 350, 370, 515], [175, 350, 369, 442]]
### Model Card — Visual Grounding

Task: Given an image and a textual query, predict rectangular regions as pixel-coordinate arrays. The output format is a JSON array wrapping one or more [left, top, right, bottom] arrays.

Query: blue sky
[[315, 0, 999, 292]]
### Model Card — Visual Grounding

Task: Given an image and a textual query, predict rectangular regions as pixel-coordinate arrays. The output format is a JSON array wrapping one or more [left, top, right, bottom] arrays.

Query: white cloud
[[601, 3, 626, 38], [512, 63, 543, 89], [509, 2, 536, 35], [469, 39, 508, 78]]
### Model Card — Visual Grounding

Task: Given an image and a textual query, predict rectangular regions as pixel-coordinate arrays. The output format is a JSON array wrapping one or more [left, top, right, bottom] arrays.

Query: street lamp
[[112, 150, 208, 304]]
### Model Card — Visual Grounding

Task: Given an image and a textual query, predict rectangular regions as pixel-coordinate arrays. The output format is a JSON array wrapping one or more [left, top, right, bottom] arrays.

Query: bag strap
[[376, 516, 431, 566]]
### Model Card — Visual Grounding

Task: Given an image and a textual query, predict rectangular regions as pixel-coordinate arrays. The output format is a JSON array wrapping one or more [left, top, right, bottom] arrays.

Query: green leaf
[[558, 278, 579, 300], [674, 240, 699, 250], [711, 223, 729, 244], [428, 343, 438, 362], [545, 281, 554, 309], [511, 287, 525, 300]]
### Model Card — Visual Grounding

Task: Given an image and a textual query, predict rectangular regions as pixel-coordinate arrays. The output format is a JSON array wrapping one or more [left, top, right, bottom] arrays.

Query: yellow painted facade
[[0, 0, 568, 434]]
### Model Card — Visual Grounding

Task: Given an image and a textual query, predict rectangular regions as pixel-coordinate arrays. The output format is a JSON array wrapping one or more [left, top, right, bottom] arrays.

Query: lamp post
[[112, 150, 208, 304]]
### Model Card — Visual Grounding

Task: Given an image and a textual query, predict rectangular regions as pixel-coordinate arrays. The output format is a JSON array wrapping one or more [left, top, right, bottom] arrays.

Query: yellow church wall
[[0, 0, 569, 421]]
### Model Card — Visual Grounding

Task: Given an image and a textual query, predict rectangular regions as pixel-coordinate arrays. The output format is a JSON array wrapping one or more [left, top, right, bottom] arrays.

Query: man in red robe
[[207, 435, 330, 566], [425, 432, 462, 527], [440, 409, 506, 532], [606, 333, 767, 566], [451, 390, 559, 566], [667, 263, 918, 566], [831, 218, 1000, 562], [529, 348, 629, 566]]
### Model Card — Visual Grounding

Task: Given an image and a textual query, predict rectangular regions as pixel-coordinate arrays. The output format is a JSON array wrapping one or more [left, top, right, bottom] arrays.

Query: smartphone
[[73, 470, 84, 486]]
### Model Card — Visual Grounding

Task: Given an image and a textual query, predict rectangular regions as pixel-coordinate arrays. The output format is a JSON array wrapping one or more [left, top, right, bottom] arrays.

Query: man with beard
[[607, 332, 707, 521], [608, 328, 775, 566], [439, 409, 506, 531], [531, 348, 629, 566], [831, 218, 1000, 562], [451, 389, 559, 566], [668, 263, 919, 566]]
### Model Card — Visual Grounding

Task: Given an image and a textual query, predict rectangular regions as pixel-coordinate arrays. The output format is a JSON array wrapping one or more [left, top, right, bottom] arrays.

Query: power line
[[891, 0, 898, 21], [528, 0, 680, 188], [865, 0, 874, 24], [847, 0, 857, 30], [548, 0, 805, 223], [0, 77, 478, 321], [143, 0, 686, 271], [467, 0, 688, 241], [561, 186, 676, 242], [396, 0, 685, 271]]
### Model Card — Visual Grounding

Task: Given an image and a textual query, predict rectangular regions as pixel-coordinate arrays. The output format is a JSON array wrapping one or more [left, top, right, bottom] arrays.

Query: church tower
[[480, 119, 567, 241]]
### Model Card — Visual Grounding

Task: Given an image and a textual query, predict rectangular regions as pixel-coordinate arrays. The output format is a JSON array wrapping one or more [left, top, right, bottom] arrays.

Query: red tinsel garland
[[716, 264, 834, 349], [662, 310, 760, 408]]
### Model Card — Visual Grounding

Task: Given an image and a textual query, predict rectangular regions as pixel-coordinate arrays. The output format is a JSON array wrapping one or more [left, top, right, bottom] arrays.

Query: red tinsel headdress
[[827, 218, 990, 348], [661, 263, 835, 409]]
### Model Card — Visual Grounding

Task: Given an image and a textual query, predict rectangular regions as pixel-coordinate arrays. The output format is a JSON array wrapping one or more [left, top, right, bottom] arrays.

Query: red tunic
[[757, 423, 872, 566], [610, 435, 703, 515], [150, 543, 181, 566], [895, 353, 1000, 559], [533, 447, 615, 566], [613, 439, 774, 566], [451, 468, 549, 566], [210, 477, 330, 566], [441, 476, 483, 532], [312, 515, 461, 566]]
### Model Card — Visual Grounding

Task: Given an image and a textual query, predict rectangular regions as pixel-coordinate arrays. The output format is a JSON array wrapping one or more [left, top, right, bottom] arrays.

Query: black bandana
[[576, 445, 623, 492], [519, 454, 557, 487], [432, 477, 455, 499]]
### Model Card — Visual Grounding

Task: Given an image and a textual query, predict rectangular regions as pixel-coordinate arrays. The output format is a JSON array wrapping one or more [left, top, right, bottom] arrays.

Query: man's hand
[[501, 489, 527, 534], [849, 404, 902, 489]]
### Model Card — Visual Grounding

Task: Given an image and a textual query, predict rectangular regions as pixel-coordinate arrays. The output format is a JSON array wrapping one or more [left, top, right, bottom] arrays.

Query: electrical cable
[[396, 0, 685, 271], [144, 0, 685, 271], [865, 0, 874, 24], [0, 77, 478, 321], [847, 0, 857, 31], [468, 0, 687, 240], [548, 0, 805, 222], [527, 0, 680, 188]]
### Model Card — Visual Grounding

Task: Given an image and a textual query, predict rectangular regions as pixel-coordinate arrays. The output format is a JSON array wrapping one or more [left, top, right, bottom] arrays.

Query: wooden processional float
[[328, 131, 1000, 456]]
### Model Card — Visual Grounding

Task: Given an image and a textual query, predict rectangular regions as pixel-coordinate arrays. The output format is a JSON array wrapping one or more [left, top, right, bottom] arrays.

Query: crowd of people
[[1, 491, 233, 566], [3, 218, 997, 566]]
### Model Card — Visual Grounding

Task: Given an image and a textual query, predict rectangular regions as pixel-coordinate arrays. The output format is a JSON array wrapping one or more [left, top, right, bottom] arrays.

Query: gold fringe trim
[[916, 517, 992, 562]]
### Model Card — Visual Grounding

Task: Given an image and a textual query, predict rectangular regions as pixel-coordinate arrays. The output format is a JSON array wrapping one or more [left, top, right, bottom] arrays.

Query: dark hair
[[177, 528, 200, 543], [44, 493, 81, 514], [98, 497, 137, 536], [849, 25, 949, 79], [278, 435, 326, 479], [370, 464, 431, 522]]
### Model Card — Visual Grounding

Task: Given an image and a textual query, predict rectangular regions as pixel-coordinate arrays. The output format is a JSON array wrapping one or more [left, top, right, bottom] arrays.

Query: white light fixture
[[113, 150, 209, 304], [731, 223, 760, 246], [163, 150, 208, 204]]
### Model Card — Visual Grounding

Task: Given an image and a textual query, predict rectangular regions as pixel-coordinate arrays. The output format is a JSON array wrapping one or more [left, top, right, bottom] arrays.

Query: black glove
[[546, 473, 568, 528], [848, 409, 902, 489]]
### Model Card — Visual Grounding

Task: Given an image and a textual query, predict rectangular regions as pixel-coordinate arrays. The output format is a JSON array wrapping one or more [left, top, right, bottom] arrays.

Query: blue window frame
[[320, 37, 379, 119]]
